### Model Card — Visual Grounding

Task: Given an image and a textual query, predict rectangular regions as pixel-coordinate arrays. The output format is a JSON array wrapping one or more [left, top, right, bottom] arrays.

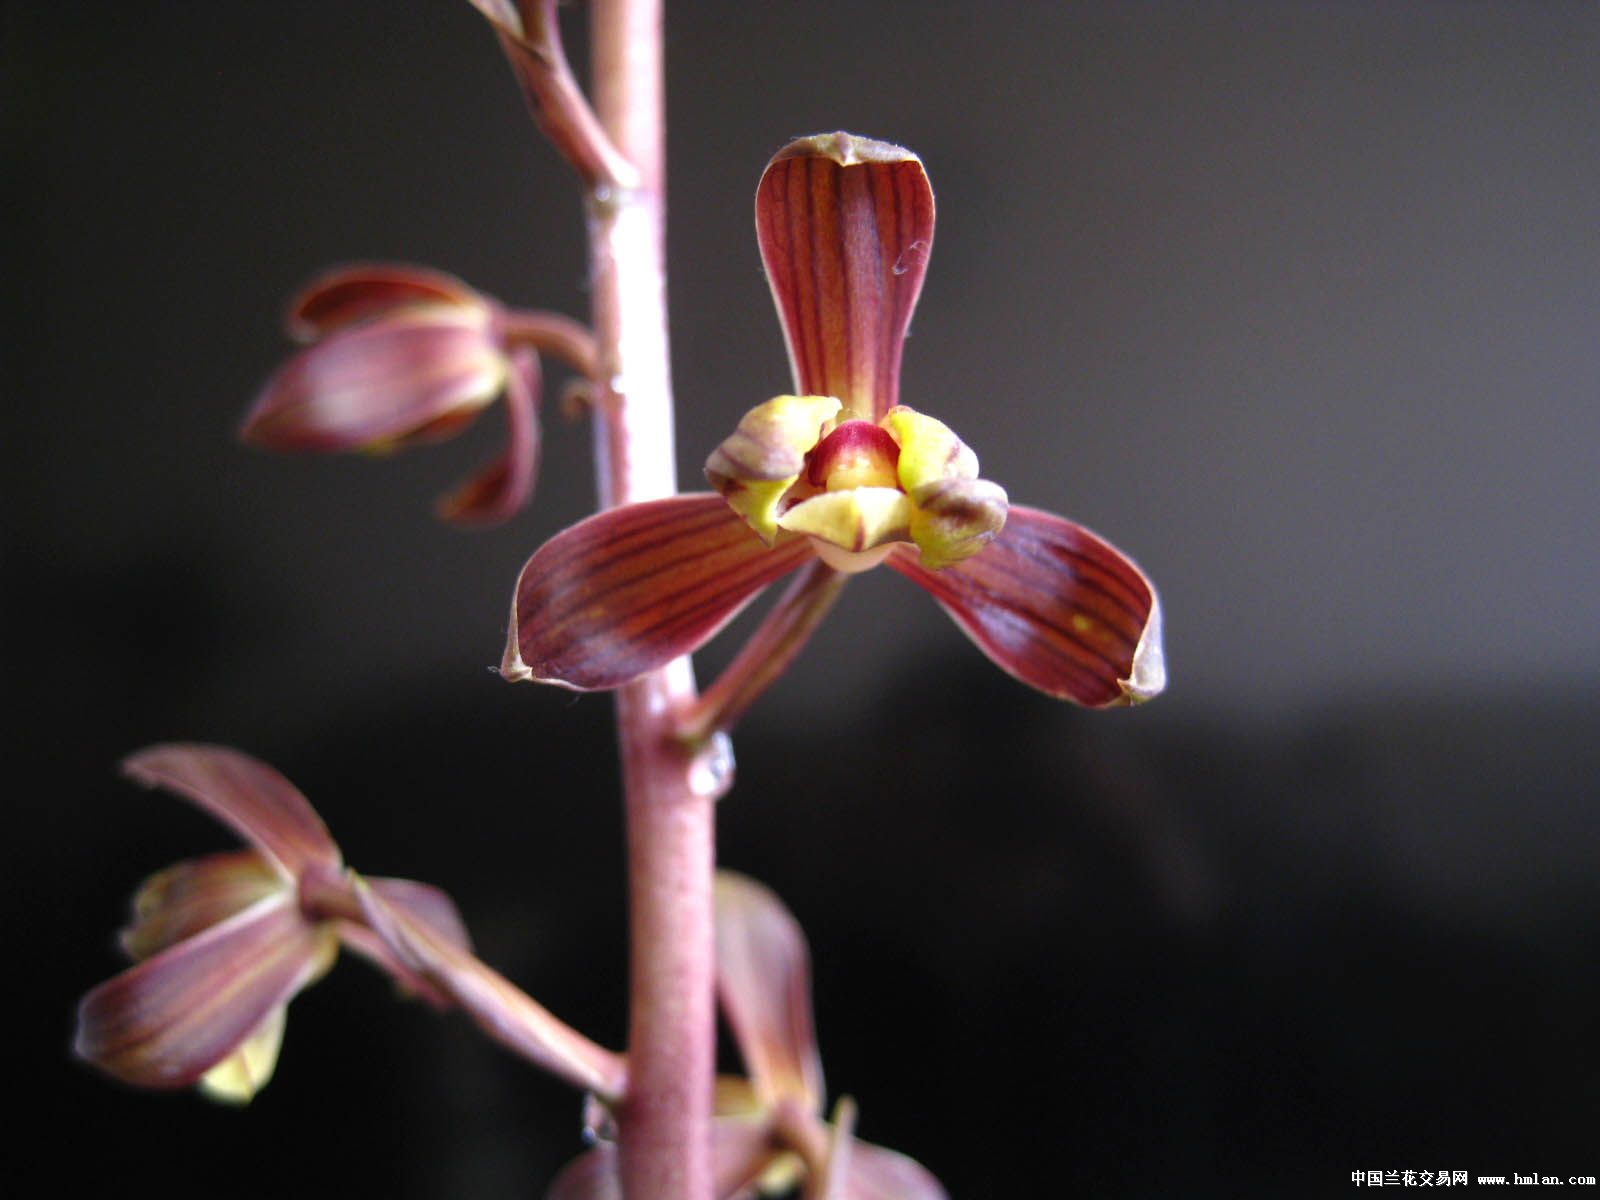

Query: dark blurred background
[[8, 2, 1598, 1196]]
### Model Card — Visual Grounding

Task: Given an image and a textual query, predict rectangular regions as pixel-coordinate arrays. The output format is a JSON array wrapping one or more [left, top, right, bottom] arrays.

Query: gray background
[[9, 2, 1598, 1196]]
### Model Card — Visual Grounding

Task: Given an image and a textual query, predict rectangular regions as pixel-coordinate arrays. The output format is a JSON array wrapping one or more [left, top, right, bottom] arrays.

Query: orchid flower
[[502, 133, 1164, 711], [546, 872, 946, 1200], [242, 263, 595, 526], [74, 744, 625, 1103]]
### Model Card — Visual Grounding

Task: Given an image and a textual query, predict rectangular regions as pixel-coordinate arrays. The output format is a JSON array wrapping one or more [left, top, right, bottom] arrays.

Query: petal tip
[[504, 496, 807, 692], [499, 617, 534, 683], [499, 612, 609, 692], [119, 748, 164, 790], [769, 131, 921, 170], [1118, 593, 1166, 705]]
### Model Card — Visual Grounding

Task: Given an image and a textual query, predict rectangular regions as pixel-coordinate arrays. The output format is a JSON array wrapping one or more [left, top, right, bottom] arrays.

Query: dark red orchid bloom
[[501, 133, 1164, 707]]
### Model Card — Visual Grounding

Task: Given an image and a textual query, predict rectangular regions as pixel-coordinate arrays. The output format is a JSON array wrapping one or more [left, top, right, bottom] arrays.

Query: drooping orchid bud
[[503, 134, 1164, 709], [241, 264, 552, 527]]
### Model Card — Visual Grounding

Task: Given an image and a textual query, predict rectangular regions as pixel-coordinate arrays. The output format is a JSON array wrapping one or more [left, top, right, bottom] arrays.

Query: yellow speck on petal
[[199, 1006, 287, 1105]]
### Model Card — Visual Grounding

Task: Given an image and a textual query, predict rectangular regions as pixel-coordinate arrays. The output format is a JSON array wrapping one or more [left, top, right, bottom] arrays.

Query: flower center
[[804, 419, 901, 492]]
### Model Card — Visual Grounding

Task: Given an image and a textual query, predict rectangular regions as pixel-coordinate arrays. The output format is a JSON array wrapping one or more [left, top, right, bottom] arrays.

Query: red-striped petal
[[888, 506, 1165, 706], [436, 346, 542, 526], [285, 262, 482, 342], [121, 744, 342, 879], [75, 892, 337, 1090], [715, 871, 824, 1113], [119, 850, 284, 960], [242, 306, 504, 453], [756, 133, 936, 422], [502, 495, 813, 692]]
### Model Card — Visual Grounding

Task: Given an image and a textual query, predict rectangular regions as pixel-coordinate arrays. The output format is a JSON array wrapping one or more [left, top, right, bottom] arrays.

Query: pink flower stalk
[[75, 744, 625, 1103], [501, 134, 1164, 709], [242, 263, 575, 526], [547, 872, 947, 1200]]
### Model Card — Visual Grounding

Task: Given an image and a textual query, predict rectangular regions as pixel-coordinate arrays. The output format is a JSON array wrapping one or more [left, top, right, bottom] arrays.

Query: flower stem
[[495, 0, 637, 191], [677, 559, 848, 746], [587, 2, 718, 1199], [498, 309, 599, 379]]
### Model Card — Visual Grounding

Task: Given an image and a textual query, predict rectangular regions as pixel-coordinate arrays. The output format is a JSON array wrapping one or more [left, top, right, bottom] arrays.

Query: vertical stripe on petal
[[119, 850, 284, 960], [757, 134, 935, 421], [888, 506, 1165, 706], [502, 495, 813, 691], [285, 262, 483, 341], [75, 893, 336, 1090], [241, 308, 504, 453]]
